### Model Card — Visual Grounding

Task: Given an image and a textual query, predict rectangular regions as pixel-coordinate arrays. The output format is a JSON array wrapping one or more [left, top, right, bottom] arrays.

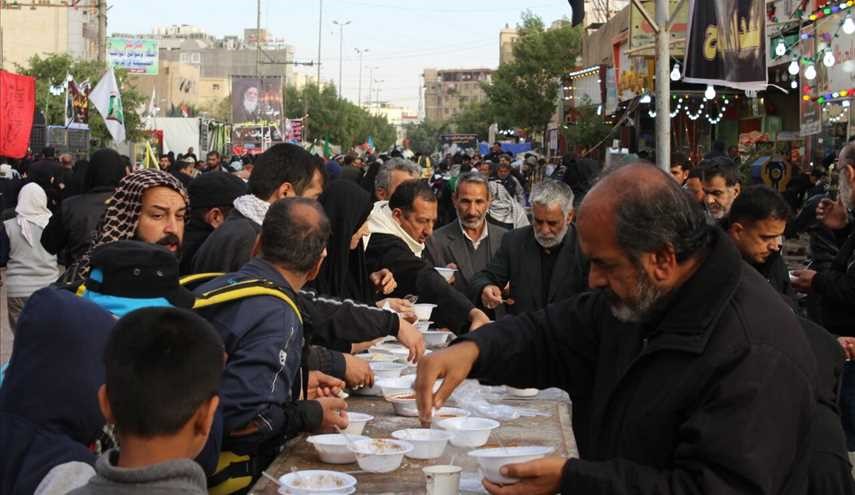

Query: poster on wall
[[107, 38, 159, 75], [230, 76, 283, 125], [683, 0, 767, 90]]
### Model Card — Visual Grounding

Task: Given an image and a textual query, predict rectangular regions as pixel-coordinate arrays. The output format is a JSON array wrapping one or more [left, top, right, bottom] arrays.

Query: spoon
[[334, 425, 360, 452], [261, 471, 281, 486]]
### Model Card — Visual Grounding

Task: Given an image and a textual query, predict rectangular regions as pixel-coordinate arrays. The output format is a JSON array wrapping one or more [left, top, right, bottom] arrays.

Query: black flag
[[568, 0, 584, 26]]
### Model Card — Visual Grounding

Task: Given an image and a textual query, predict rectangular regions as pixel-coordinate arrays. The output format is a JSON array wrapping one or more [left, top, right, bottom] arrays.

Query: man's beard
[[460, 212, 487, 230], [135, 233, 182, 257], [840, 170, 854, 210], [534, 223, 568, 249], [606, 264, 669, 323], [243, 98, 258, 114]]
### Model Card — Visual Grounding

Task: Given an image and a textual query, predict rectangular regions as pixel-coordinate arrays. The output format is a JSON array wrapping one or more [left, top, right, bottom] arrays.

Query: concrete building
[[499, 25, 519, 66], [366, 102, 419, 145], [584, 0, 630, 26], [0, 2, 101, 71], [423, 68, 492, 123]]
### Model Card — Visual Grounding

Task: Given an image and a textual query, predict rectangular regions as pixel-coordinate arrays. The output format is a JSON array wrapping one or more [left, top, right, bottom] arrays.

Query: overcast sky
[[108, 0, 572, 111]]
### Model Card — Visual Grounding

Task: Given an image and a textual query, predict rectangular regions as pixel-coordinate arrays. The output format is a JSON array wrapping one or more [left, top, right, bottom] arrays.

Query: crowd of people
[[0, 137, 853, 494]]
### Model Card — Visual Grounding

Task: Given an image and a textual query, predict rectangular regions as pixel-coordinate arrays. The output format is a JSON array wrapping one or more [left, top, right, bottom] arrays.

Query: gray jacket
[[424, 221, 507, 297], [68, 449, 207, 495]]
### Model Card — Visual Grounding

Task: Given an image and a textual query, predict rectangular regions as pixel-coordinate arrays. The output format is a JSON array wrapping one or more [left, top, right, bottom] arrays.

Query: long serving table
[[250, 391, 577, 494]]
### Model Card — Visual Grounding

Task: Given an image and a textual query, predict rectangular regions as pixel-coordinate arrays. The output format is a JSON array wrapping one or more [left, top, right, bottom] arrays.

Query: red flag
[[0, 70, 36, 158]]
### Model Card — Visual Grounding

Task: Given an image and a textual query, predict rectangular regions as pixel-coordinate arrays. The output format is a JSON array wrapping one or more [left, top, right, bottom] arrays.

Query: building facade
[[1, 1, 101, 71], [423, 68, 492, 123], [499, 25, 519, 66]]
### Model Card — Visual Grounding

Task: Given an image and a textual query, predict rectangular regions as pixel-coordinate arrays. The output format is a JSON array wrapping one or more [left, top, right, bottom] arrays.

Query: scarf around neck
[[366, 200, 425, 257], [233, 194, 270, 226]]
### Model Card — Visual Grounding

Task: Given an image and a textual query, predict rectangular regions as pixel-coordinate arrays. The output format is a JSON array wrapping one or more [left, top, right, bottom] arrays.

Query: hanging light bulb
[[791, 79, 798, 89], [639, 93, 652, 104], [704, 85, 716, 100], [670, 63, 681, 82], [844, 15, 855, 35], [775, 40, 787, 57], [805, 64, 817, 80], [824, 50, 836, 68], [788, 60, 800, 76]]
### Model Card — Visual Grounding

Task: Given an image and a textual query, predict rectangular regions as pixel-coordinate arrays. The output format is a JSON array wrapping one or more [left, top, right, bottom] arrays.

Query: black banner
[[683, 0, 767, 91]]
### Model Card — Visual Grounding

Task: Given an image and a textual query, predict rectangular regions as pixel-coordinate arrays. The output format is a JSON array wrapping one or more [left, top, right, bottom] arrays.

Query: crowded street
[[2, 1, 855, 494]]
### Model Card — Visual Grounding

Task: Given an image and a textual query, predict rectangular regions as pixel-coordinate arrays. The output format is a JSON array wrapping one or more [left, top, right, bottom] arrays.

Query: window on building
[[191, 53, 201, 64], [213, 83, 221, 91]]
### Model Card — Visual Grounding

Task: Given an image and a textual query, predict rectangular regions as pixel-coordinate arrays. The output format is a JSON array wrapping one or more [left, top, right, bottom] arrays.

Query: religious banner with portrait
[[230, 76, 283, 125], [682, 0, 768, 91]]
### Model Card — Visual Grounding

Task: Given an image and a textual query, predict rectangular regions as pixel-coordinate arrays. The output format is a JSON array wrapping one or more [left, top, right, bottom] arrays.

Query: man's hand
[[482, 457, 567, 495], [839, 337, 855, 360], [307, 370, 346, 399], [343, 353, 375, 389], [370, 269, 397, 295], [481, 284, 504, 309], [791, 269, 817, 293], [397, 318, 426, 363], [817, 198, 850, 231], [315, 397, 349, 432], [377, 298, 417, 322], [446, 263, 458, 285], [414, 341, 479, 424], [469, 308, 491, 331]]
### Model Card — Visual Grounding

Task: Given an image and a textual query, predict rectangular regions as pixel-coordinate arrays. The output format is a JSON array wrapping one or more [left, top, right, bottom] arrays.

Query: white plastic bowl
[[377, 375, 416, 397], [507, 386, 539, 398], [369, 361, 406, 380], [385, 393, 419, 417], [431, 406, 470, 420], [413, 303, 437, 321], [421, 330, 452, 347], [305, 434, 368, 464], [414, 320, 433, 332], [469, 446, 555, 484], [434, 267, 457, 282], [437, 417, 500, 448], [391, 428, 453, 459], [347, 438, 414, 473], [343, 412, 373, 435], [278, 469, 357, 494]]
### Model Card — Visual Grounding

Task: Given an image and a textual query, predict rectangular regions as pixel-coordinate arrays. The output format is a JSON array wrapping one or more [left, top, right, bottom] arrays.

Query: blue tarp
[[479, 141, 533, 157]]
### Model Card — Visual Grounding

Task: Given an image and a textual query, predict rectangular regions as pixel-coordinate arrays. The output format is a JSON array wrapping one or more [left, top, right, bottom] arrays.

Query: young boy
[[69, 307, 224, 495]]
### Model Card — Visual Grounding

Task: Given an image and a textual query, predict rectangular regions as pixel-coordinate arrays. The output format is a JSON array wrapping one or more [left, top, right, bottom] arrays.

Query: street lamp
[[355, 48, 369, 107], [332, 19, 351, 99]]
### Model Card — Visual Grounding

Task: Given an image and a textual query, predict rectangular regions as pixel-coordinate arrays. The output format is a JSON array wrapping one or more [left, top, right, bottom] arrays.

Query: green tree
[[17, 53, 146, 143], [403, 120, 450, 155], [284, 83, 397, 150], [451, 101, 495, 140], [484, 12, 582, 143], [562, 100, 612, 152]]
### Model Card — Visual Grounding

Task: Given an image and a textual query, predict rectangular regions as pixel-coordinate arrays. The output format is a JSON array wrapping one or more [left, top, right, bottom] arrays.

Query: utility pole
[[654, 0, 670, 171], [367, 66, 379, 110], [255, 0, 261, 77], [316, 0, 323, 88], [355, 48, 368, 107], [97, 0, 106, 63], [332, 19, 350, 99]]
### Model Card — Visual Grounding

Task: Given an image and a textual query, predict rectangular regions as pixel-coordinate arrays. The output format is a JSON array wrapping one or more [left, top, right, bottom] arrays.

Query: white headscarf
[[15, 183, 52, 246], [365, 200, 425, 257]]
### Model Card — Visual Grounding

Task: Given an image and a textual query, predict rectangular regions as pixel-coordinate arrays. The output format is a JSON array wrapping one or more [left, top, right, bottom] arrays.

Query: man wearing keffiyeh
[[62, 169, 189, 285]]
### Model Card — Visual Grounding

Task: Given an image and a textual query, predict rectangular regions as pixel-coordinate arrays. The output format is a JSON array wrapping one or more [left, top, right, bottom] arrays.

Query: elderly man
[[701, 159, 741, 221], [470, 179, 587, 316], [365, 179, 490, 333], [373, 157, 420, 201], [416, 163, 817, 495], [425, 173, 507, 298]]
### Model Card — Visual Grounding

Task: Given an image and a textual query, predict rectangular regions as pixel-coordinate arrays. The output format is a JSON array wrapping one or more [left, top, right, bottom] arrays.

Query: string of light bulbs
[[646, 95, 729, 125]]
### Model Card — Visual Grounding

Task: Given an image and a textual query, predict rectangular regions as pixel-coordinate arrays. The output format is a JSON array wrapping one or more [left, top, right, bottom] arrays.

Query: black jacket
[[459, 229, 817, 494], [40, 188, 113, 266], [813, 229, 855, 336], [469, 225, 588, 315], [365, 232, 474, 333], [338, 165, 364, 183], [180, 219, 214, 276], [191, 209, 400, 350]]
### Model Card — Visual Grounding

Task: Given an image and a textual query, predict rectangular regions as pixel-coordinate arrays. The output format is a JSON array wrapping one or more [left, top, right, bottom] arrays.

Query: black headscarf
[[84, 149, 126, 192], [314, 180, 375, 303]]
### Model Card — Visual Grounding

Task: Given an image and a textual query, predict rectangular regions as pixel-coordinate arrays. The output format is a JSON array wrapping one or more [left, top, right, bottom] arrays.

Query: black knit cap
[[86, 240, 196, 308], [188, 171, 247, 209]]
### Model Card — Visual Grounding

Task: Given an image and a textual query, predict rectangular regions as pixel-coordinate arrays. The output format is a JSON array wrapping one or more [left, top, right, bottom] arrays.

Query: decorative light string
[[646, 95, 729, 125]]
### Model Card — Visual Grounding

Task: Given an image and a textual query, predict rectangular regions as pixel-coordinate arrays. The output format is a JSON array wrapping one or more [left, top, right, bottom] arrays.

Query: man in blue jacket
[[195, 198, 349, 492]]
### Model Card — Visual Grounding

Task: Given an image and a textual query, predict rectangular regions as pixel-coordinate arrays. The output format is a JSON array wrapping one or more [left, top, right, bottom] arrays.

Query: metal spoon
[[261, 471, 281, 486]]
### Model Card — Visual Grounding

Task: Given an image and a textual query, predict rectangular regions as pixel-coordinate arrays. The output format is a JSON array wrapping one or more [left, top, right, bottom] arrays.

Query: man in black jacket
[[365, 179, 491, 333], [725, 184, 792, 297], [470, 179, 587, 316], [417, 163, 817, 495]]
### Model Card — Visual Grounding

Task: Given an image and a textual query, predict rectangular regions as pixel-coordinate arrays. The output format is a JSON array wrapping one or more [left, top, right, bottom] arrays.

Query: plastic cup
[[423, 465, 462, 495]]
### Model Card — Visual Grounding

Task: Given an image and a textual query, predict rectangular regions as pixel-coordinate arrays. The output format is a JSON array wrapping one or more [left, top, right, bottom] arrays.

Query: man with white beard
[[469, 179, 588, 316], [243, 86, 259, 116]]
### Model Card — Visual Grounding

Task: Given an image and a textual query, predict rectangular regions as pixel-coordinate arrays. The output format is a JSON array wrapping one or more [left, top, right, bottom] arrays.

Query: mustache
[[156, 233, 181, 247]]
